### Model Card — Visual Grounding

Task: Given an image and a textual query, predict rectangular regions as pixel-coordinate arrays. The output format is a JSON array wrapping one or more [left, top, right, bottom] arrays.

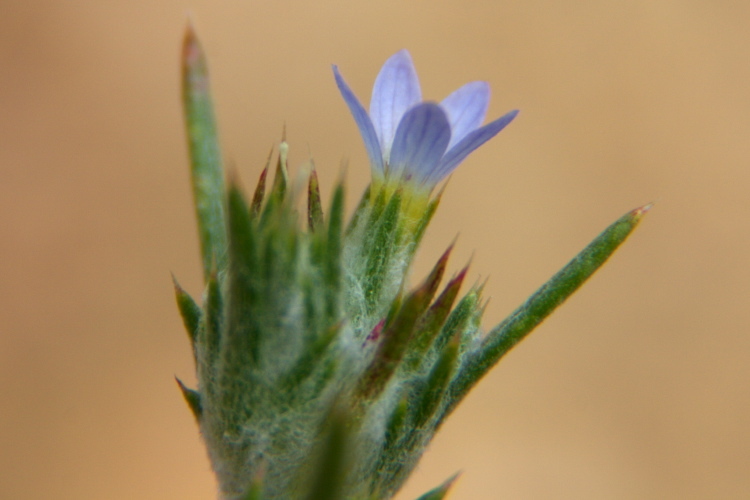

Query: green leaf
[[273, 140, 289, 199], [419, 244, 453, 305], [414, 472, 461, 500], [447, 204, 651, 412], [203, 271, 223, 365], [431, 287, 480, 359], [384, 395, 409, 450], [227, 178, 259, 274], [325, 181, 345, 321], [175, 377, 202, 422], [363, 190, 402, 312], [195, 270, 223, 406], [308, 167, 324, 231], [224, 179, 261, 365], [304, 404, 351, 500], [413, 336, 459, 428], [282, 322, 341, 390], [250, 150, 272, 218], [172, 275, 201, 347], [261, 140, 288, 223], [404, 263, 468, 373], [181, 24, 226, 281]]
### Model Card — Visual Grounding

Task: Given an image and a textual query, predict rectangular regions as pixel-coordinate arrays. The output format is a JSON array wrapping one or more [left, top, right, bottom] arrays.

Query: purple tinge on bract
[[333, 49, 518, 189]]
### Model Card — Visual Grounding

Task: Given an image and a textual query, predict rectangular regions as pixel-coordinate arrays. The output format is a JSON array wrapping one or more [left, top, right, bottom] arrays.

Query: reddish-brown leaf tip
[[630, 202, 654, 219]]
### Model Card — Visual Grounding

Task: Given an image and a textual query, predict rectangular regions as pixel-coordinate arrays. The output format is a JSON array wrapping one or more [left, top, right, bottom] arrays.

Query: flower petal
[[388, 102, 451, 184], [440, 81, 490, 149], [430, 109, 519, 185], [369, 50, 422, 160], [333, 65, 384, 173]]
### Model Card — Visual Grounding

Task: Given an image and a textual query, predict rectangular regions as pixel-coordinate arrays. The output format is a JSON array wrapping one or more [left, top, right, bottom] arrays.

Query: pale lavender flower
[[333, 49, 518, 190]]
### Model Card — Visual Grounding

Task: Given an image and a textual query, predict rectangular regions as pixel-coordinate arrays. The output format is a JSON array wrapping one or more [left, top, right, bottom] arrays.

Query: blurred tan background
[[2, 1, 749, 498]]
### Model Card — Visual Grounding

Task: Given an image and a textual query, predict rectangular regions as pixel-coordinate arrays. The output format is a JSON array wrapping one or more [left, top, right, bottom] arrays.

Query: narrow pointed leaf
[[384, 396, 409, 449], [272, 140, 289, 200], [372, 394, 410, 489], [448, 204, 651, 410], [304, 404, 351, 500], [227, 178, 259, 280], [415, 472, 461, 500], [325, 181, 345, 320], [308, 168, 324, 231], [431, 287, 480, 358], [225, 180, 261, 366], [175, 377, 203, 422], [408, 267, 468, 369], [282, 322, 341, 390], [182, 24, 226, 280], [421, 244, 453, 301], [195, 271, 222, 405], [365, 185, 388, 230], [173, 275, 201, 346], [414, 337, 459, 428], [364, 190, 402, 312], [260, 142, 290, 225], [203, 271, 223, 364], [250, 151, 272, 218]]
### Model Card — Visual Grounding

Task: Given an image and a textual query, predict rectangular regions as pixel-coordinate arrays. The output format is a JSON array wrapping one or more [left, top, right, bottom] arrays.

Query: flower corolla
[[333, 49, 518, 192]]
